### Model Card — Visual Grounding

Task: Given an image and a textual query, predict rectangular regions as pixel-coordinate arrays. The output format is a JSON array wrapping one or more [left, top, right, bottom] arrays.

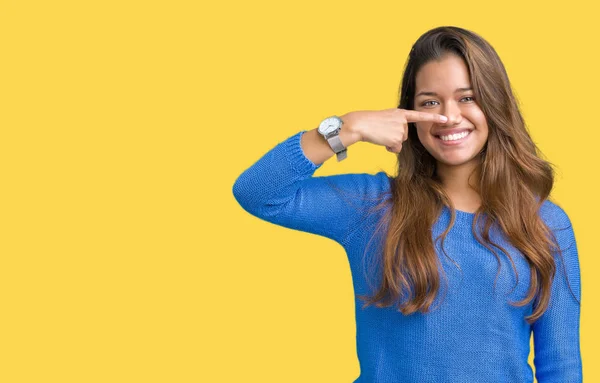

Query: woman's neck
[[436, 161, 481, 213]]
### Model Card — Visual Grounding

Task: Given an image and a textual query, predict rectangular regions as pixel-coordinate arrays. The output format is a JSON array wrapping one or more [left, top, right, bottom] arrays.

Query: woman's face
[[413, 54, 488, 169]]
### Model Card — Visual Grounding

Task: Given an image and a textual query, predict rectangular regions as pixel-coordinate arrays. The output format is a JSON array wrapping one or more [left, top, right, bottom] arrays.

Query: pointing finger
[[403, 110, 448, 123]]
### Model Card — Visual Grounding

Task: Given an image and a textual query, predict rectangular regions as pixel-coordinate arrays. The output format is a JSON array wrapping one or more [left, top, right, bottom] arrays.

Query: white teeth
[[439, 131, 470, 141]]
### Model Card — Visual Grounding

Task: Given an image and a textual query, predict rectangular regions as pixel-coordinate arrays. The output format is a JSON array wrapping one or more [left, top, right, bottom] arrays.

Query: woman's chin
[[436, 154, 480, 168]]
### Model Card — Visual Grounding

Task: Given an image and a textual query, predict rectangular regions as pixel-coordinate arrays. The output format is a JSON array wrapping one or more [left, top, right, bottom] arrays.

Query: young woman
[[232, 26, 582, 382]]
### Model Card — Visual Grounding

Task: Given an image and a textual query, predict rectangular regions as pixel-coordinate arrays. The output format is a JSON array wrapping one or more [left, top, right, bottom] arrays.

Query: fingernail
[[440, 116, 448, 122]]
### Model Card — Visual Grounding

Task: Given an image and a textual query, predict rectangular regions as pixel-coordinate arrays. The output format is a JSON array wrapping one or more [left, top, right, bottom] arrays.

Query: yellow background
[[1, 0, 597, 382]]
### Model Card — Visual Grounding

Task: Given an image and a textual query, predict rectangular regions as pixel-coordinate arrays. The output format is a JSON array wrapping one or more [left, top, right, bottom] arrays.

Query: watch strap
[[326, 134, 347, 162], [327, 134, 345, 152], [335, 149, 347, 161]]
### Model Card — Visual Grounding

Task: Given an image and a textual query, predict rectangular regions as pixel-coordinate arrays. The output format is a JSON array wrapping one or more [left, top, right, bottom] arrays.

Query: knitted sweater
[[232, 130, 583, 383]]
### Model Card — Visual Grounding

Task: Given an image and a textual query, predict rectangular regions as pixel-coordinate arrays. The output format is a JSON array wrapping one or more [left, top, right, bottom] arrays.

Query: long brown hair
[[336, 26, 579, 325]]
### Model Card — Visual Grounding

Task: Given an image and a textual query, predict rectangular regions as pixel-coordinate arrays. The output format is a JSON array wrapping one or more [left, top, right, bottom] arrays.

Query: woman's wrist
[[340, 112, 363, 145]]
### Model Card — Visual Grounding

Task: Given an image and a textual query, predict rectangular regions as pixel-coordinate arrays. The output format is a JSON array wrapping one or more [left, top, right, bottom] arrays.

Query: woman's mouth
[[434, 130, 472, 146]]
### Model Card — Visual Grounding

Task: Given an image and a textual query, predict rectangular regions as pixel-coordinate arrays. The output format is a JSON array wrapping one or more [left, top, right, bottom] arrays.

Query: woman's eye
[[421, 96, 474, 107]]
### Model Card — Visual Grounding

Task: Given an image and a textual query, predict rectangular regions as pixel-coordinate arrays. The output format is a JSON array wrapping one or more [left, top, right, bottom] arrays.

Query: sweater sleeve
[[232, 130, 389, 247], [532, 206, 583, 382]]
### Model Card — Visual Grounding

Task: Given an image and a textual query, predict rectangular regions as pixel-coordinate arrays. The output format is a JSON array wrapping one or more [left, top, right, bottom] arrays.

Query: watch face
[[318, 116, 342, 136]]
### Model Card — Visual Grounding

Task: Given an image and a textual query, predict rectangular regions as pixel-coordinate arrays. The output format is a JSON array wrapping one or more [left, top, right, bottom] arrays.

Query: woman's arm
[[532, 204, 583, 382], [232, 127, 389, 247]]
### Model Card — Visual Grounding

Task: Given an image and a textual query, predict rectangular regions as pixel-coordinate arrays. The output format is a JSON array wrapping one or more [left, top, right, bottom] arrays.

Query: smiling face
[[413, 54, 489, 172]]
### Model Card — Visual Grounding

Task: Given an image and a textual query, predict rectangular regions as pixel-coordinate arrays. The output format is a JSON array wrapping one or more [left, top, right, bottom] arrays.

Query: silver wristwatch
[[317, 115, 347, 162]]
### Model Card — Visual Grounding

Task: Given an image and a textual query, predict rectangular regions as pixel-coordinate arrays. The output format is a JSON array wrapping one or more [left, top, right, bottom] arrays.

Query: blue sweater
[[232, 130, 583, 383]]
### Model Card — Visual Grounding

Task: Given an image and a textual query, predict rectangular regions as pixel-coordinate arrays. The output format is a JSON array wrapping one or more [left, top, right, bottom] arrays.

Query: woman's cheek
[[468, 106, 487, 123]]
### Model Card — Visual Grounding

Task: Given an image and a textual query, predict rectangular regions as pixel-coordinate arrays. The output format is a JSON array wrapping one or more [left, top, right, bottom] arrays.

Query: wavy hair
[[339, 26, 579, 324]]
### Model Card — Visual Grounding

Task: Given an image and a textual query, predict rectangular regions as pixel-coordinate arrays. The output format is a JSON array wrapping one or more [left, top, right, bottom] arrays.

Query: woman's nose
[[441, 102, 463, 125]]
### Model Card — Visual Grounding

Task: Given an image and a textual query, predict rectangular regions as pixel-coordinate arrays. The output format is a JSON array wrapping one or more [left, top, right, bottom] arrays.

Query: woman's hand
[[341, 108, 448, 153]]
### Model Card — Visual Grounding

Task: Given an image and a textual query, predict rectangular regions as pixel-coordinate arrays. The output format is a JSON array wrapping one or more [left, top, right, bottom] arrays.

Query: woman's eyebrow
[[415, 87, 473, 97]]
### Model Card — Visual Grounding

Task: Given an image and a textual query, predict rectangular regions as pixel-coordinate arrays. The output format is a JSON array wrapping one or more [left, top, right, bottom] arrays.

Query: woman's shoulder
[[538, 198, 573, 231], [319, 170, 392, 206]]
